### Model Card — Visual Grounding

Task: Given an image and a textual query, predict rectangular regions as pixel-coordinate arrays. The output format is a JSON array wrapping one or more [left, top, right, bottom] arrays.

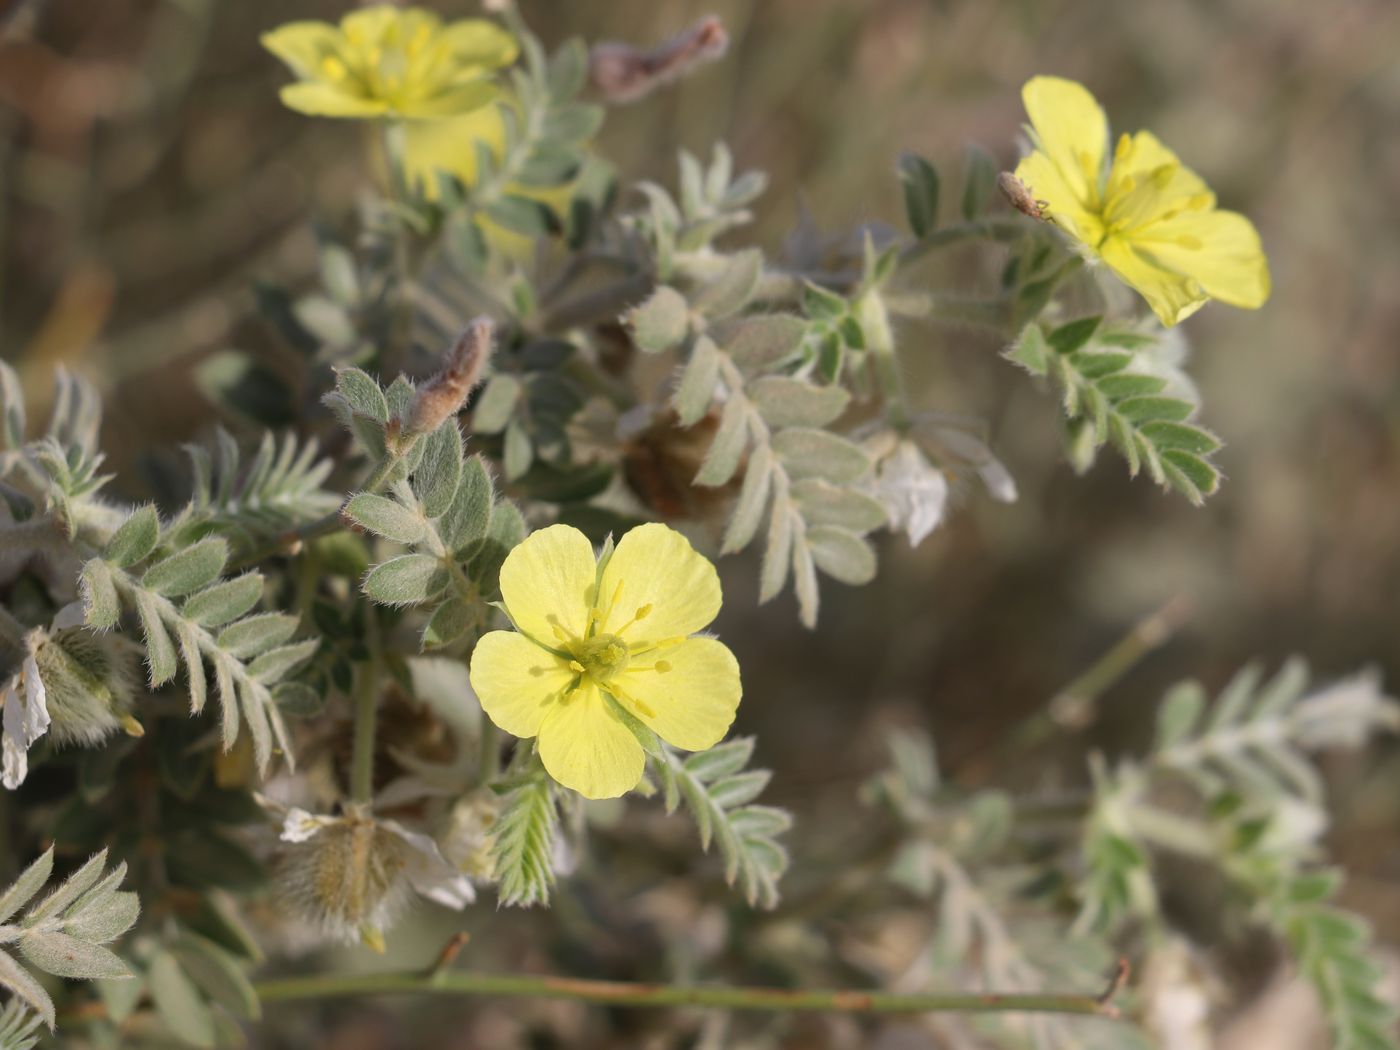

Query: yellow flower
[[1015, 75, 1270, 326], [262, 5, 517, 120], [469, 523, 742, 800]]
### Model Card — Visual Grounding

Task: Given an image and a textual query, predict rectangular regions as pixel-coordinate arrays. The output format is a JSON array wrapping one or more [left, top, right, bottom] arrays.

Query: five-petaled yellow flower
[[469, 523, 741, 800], [1015, 75, 1270, 327], [262, 5, 518, 120]]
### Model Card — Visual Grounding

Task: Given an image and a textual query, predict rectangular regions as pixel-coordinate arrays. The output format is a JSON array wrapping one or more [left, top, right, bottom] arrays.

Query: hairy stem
[[349, 609, 384, 805], [253, 969, 1125, 1019]]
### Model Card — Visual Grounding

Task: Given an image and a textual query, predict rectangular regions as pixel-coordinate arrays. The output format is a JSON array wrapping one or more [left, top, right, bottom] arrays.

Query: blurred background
[[4, 0, 1400, 1046]]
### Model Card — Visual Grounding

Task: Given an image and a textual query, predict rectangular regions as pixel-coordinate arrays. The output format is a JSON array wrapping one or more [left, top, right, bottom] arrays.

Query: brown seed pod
[[590, 16, 729, 105]]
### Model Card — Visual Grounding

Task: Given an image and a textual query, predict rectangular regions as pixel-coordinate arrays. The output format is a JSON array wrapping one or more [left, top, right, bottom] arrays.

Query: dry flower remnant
[[261, 5, 518, 119], [406, 316, 494, 436], [469, 523, 741, 799], [1015, 75, 1270, 325], [590, 16, 729, 104]]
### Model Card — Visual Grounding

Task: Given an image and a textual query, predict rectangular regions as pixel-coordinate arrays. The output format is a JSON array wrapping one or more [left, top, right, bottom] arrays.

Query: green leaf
[[486, 195, 559, 237], [541, 102, 603, 143], [1047, 315, 1102, 355], [961, 144, 997, 220], [628, 286, 690, 353], [171, 932, 260, 1022], [721, 442, 772, 554], [330, 367, 388, 423], [422, 598, 474, 650], [725, 314, 806, 370], [750, 377, 850, 429], [472, 374, 521, 433], [673, 336, 721, 426], [771, 428, 870, 483], [104, 505, 160, 567], [215, 613, 299, 659], [413, 422, 464, 519], [694, 249, 763, 321], [141, 539, 229, 598], [134, 589, 179, 687], [1139, 421, 1222, 456], [149, 949, 215, 1049], [791, 479, 887, 532], [503, 418, 533, 482], [0, 849, 53, 925], [362, 555, 450, 607], [897, 153, 940, 237], [805, 526, 877, 585], [80, 560, 120, 630], [693, 398, 749, 486], [181, 574, 264, 628], [343, 493, 424, 545], [19, 932, 128, 980], [491, 774, 558, 908], [658, 744, 790, 909], [439, 456, 494, 555], [1005, 322, 1049, 375], [1155, 682, 1205, 750], [247, 640, 319, 685], [0, 951, 54, 1029]]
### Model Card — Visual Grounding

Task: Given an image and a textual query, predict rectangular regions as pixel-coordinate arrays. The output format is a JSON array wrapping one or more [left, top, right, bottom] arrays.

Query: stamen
[[654, 660, 672, 673], [569, 660, 586, 674], [635, 604, 653, 620]]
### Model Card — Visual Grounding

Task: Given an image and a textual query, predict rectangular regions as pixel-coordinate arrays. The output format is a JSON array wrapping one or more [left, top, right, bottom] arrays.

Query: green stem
[[253, 969, 1123, 1019], [961, 595, 1189, 781], [350, 608, 384, 805]]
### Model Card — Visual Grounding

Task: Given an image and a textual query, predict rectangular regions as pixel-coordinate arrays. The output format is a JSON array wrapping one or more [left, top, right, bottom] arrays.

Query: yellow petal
[[402, 106, 507, 192], [341, 5, 420, 46], [398, 80, 499, 119], [441, 19, 520, 70], [611, 638, 741, 752], [597, 523, 721, 645], [278, 83, 387, 119], [468, 631, 571, 739], [1135, 209, 1270, 310], [1102, 131, 1215, 231], [498, 524, 598, 645], [1099, 235, 1208, 327], [1015, 150, 1103, 247], [261, 22, 342, 80], [537, 684, 645, 799], [1021, 75, 1108, 211]]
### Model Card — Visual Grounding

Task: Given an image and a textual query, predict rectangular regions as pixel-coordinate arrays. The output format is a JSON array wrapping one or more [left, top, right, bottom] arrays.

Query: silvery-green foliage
[[80, 506, 313, 772], [0, 848, 138, 1029], [865, 731, 1105, 1050], [1077, 661, 1399, 1049], [652, 739, 791, 909], [171, 428, 338, 553], [0, 1002, 42, 1050], [624, 239, 886, 627], [333, 369, 525, 647], [490, 758, 560, 908], [1006, 316, 1223, 503]]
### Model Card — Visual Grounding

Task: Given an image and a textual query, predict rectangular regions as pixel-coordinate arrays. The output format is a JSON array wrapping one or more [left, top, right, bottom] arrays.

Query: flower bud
[[406, 317, 494, 437], [590, 17, 728, 105]]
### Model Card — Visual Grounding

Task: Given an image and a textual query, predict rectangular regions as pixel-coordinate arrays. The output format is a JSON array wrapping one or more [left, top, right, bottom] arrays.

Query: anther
[[654, 660, 672, 673]]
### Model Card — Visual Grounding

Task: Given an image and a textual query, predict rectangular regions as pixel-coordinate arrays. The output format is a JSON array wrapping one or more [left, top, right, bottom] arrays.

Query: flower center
[[568, 633, 630, 683]]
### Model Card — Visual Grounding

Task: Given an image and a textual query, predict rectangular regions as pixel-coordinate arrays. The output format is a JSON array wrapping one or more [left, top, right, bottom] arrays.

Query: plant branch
[[252, 968, 1126, 1019]]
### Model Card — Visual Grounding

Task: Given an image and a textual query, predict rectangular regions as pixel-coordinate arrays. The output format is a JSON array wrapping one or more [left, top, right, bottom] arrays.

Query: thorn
[[426, 931, 471, 983], [1096, 957, 1131, 1017]]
